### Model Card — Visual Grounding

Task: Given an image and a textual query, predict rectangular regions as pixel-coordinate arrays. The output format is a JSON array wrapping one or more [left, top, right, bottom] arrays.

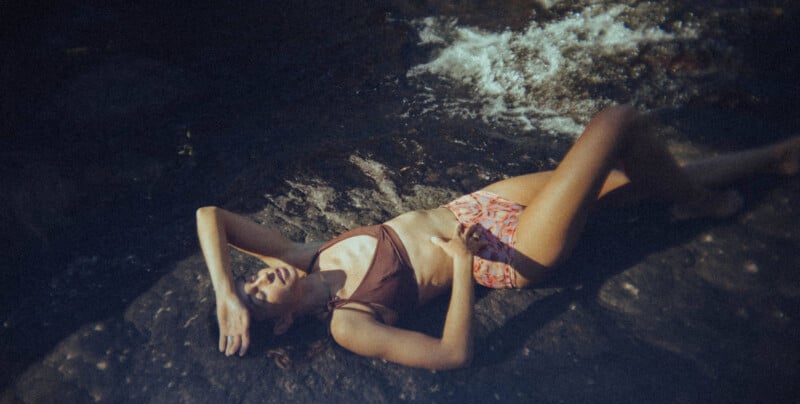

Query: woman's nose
[[243, 281, 258, 295]]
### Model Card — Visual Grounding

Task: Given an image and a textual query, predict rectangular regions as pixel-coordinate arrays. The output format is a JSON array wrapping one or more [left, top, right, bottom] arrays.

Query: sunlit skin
[[197, 105, 800, 370]]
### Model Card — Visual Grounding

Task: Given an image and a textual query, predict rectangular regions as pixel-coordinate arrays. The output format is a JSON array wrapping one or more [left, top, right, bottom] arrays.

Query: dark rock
[[2, 1, 800, 403]]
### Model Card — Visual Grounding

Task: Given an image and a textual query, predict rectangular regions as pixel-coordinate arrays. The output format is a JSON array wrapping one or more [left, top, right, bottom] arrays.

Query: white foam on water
[[406, 4, 698, 137]]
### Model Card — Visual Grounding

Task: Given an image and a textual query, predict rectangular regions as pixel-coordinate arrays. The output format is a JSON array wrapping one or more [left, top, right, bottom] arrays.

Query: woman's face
[[236, 267, 300, 319]]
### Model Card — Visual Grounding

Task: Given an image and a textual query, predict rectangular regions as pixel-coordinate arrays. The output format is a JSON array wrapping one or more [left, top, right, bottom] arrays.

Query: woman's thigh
[[482, 170, 631, 207], [481, 172, 554, 205], [498, 108, 639, 285], [482, 169, 631, 288]]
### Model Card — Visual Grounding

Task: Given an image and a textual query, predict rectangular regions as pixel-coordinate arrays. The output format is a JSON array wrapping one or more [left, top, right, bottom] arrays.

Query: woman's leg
[[494, 106, 799, 287], [511, 107, 665, 285], [482, 169, 631, 207], [485, 135, 800, 210], [678, 136, 800, 186]]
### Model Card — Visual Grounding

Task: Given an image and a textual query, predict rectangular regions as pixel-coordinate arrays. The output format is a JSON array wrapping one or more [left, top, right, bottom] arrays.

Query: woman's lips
[[276, 267, 288, 284]]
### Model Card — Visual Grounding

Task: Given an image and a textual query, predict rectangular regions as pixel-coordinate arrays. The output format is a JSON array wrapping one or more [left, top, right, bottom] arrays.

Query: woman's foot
[[773, 135, 800, 176], [671, 189, 744, 221]]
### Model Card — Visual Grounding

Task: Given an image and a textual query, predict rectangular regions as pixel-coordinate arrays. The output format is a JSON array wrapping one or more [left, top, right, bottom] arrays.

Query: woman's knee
[[579, 105, 648, 156], [597, 104, 638, 121], [587, 105, 640, 134]]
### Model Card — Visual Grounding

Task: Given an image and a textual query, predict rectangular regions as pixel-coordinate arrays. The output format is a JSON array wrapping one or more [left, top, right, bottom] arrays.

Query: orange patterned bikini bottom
[[443, 190, 524, 289]]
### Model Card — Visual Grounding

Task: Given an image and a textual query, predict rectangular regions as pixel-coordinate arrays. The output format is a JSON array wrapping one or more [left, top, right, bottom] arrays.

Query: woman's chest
[[318, 235, 377, 297]]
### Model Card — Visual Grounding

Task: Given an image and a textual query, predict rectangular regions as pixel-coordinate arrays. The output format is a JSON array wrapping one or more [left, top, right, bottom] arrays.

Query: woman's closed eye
[[249, 271, 276, 284]]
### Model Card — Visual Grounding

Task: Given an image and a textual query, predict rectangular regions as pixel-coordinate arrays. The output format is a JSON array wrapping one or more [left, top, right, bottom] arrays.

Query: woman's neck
[[295, 271, 339, 315]]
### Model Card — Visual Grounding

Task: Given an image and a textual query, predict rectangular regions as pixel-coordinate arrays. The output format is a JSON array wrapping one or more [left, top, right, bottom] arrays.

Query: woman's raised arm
[[196, 206, 320, 269], [196, 206, 252, 356], [195, 206, 321, 356]]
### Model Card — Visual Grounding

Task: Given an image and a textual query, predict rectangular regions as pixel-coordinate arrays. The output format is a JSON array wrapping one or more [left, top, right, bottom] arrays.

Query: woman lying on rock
[[197, 106, 799, 370]]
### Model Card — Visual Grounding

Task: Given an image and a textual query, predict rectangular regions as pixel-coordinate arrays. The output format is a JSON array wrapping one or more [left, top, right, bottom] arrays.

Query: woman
[[197, 106, 799, 370]]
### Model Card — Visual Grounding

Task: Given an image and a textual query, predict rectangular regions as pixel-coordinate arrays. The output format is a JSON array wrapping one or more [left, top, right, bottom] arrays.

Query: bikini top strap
[[327, 298, 385, 324]]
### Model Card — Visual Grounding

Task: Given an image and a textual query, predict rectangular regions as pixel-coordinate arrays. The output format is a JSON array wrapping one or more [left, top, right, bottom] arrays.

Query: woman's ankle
[[670, 189, 743, 221], [773, 136, 800, 176]]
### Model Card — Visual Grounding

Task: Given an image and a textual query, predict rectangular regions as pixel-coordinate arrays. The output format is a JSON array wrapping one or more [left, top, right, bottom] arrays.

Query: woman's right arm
[[195, 206, 252, 356], [196, 206, 320, 269], [195, 206, 320, 356]]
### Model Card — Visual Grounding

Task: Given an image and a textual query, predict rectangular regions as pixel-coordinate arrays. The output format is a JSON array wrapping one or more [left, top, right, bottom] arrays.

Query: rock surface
[[2, 0, 799, 403]]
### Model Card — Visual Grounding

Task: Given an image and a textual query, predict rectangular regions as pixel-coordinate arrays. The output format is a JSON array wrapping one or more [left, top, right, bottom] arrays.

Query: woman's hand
[[197, 206, 254, 357], [431, 223, 487, 258], [215, 293, 251, 357]]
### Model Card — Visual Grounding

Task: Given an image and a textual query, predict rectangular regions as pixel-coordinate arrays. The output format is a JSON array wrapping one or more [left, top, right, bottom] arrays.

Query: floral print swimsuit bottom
[[443, 190, 524, 289]]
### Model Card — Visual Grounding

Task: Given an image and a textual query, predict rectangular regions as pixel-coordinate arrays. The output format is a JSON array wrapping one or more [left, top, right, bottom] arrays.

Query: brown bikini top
[[307, 224, 419, 322]]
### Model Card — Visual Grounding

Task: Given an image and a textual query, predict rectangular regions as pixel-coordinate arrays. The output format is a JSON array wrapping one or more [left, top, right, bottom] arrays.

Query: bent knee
[[581, 105, 647, 151], [597, 104, 638, 121], [588, 105, 640, 133]]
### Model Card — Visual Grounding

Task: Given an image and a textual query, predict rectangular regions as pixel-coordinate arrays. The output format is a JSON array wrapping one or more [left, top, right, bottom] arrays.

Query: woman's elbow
[[196, 206, 226, 236], [457, 347, 474, 368], [197, 206, 229, 230], [436, 348, 473, 370], [450, 354, 473, 370], [196, 206, 219, 221]]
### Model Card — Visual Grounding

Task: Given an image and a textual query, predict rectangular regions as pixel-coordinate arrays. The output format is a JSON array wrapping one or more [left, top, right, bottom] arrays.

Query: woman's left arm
[[431, 225, 480, 366]]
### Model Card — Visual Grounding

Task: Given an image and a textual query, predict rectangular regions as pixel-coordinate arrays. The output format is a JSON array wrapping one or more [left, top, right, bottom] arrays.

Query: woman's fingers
[[432, 224, 487, 255], [215, 294, 252, 356], [239, 332, 250, 357], [464, 225, 487, 253], [225, 335, 240, 356], [464, 224, 479, 239], [219, 333, 249, 356]]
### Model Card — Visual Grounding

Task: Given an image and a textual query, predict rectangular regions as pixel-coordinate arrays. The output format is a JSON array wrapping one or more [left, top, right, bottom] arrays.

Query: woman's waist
[[385, 207, 459, 300]]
